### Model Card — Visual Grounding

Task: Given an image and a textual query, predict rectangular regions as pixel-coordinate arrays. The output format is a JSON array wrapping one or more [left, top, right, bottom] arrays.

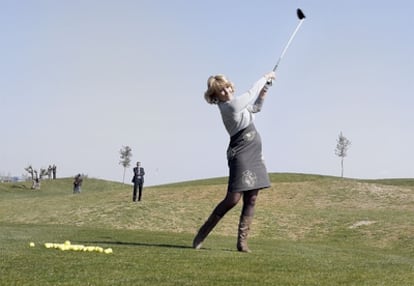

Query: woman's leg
[[238, 189, 260, 252], [241, 189, 259, 217], [193, 191, 242, 249], [212, 191, 243, 217]]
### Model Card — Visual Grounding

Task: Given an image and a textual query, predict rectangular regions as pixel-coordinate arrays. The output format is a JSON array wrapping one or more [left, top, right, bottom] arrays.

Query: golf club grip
[[266, 79, 273, 86], [267, 63, 279, 86]]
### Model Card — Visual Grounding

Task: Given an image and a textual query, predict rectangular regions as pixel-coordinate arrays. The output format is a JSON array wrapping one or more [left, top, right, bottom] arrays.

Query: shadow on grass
[[13, 184, 28, 188], [78, 240, 238, 252], [79, 240, 193, 250]]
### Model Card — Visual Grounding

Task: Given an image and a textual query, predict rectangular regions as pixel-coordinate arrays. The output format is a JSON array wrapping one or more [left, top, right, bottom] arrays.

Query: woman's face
[[217, 84, 234, 102]]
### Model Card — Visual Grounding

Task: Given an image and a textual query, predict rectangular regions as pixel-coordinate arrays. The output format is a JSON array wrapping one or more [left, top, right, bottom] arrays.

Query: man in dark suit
[[132, 161, 145, 202]]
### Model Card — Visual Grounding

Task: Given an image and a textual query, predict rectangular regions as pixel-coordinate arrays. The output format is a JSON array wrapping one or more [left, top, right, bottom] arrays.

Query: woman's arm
[[249, 71, 275, 113], [249, 85, 269, 113], [229, 72, 275, 112], [229, 77, 268, 112]]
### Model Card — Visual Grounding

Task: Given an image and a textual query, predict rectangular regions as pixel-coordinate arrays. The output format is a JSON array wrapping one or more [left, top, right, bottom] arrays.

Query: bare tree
[[24, 165, 34, 180], [119, 146, 133, 184], [39, 168, 48, 179], [335, 132, 351, 178]]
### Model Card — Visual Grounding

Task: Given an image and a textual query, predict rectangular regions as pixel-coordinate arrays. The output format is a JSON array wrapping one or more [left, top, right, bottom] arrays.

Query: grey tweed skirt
[[226, 124, 271, 192]]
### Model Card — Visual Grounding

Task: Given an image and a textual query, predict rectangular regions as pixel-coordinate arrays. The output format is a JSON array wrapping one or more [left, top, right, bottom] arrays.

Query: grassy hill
[[1, 173, 414, 285]]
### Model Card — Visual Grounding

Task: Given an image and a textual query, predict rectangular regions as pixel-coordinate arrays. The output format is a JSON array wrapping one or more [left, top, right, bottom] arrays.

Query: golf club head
[[297, 9, 306, 20]]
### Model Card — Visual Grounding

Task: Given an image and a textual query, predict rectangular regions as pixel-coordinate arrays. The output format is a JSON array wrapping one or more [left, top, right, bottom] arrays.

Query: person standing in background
[[132, 162, 145, 202], [73, 174, 83, 194], [52, 164, 57, 179]]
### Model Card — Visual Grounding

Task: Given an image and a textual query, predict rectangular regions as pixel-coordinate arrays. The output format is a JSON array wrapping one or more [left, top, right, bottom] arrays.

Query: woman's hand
[[264, 71, 276, 82]]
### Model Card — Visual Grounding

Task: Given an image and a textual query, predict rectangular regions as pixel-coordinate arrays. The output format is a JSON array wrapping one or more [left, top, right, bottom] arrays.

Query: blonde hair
[[204, 74, 235, 104]]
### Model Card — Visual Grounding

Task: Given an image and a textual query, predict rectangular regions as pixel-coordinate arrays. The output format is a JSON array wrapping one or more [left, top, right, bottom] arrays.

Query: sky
[[1, 0, 413, 186]]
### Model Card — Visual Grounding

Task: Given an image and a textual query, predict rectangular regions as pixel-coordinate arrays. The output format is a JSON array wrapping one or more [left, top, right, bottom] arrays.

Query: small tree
[[119, 146, 132, 183], [24, 165, 35, 180], [335, 132, 351, 178], [39, 168, 48, 179]]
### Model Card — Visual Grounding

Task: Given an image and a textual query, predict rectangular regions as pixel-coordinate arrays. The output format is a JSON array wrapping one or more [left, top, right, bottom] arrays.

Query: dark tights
[[213, 189, 259, 217]]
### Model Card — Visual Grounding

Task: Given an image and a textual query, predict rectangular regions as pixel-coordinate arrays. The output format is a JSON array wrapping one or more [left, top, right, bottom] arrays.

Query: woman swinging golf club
[[193, 71, 275, 252]]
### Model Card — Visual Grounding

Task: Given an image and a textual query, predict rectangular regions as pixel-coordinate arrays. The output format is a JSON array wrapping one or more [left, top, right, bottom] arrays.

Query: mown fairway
[[1, 174, 414, 285]]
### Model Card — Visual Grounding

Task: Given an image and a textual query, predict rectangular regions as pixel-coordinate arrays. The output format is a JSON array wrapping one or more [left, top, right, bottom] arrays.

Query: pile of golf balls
[[30, 240, 113, 254]]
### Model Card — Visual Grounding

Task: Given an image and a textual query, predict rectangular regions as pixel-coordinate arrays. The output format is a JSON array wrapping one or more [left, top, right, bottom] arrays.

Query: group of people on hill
[[24, 164, 85, 195], [26, 164, 57, 190], [48, 165, 57, 180]]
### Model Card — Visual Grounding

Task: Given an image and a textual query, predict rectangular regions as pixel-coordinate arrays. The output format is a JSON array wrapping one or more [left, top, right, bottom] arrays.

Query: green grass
[[1, 174, 414, 285]]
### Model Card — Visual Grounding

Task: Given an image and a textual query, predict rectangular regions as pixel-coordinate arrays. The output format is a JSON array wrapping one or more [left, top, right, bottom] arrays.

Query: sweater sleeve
[[249, 96, 264, 113], [229, 77, 267, 112]]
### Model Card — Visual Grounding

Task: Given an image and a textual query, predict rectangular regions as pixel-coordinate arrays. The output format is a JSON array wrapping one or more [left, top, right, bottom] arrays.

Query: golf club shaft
[[272, 19, 305, 72]]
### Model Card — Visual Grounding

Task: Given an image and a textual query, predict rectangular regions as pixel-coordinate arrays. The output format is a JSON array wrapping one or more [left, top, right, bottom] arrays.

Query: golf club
[[268, 8, 306, 84]]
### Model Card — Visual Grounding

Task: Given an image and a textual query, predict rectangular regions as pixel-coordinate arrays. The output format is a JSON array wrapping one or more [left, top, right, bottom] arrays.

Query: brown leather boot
[[193, 213, 222, 249], [237, 215, 253, 253]]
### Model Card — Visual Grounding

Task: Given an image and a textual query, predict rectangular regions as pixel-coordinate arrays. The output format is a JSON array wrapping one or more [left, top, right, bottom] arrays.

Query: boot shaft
[[193, 213, 222, 249], [237, 215, 253, 252]]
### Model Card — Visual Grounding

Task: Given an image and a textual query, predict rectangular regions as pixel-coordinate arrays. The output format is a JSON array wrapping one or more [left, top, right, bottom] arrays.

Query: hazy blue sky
[[1, 0, 413, 186]]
